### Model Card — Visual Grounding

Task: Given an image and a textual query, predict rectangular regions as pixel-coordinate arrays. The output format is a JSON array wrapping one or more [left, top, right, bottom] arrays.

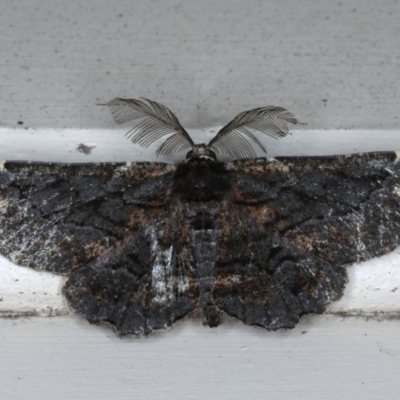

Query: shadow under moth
[[1, 98, 399, 336]]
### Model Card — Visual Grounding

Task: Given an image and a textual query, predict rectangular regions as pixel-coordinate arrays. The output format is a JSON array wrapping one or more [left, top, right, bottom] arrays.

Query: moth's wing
[[0, 161, 172, 273], [0, 161, 198, 335], [214, 152, 400, 330], [64, 204, 199, 336]]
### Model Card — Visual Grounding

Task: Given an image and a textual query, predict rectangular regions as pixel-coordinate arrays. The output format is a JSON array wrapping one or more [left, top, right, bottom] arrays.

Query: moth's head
[[185, 144, 217, 161]]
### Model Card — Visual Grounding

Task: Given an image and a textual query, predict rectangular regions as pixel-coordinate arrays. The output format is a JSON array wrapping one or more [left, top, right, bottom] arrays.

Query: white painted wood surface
[[1, 315, 400, 400], [1, 1, 400, 399]]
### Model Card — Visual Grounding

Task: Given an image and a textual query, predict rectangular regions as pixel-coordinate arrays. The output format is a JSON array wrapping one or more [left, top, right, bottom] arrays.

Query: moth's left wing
[[0, 161, 175, 274], [0, 161, 201, 335], [214, 152, 400, 329]]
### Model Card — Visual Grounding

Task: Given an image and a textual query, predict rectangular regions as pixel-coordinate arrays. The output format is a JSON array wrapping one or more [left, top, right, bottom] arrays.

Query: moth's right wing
[[213, 152, 400, 330]]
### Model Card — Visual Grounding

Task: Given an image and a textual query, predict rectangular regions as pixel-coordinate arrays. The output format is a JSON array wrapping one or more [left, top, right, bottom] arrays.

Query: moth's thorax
[[185, 144, 217, 162], [174, 157, 231, 202]]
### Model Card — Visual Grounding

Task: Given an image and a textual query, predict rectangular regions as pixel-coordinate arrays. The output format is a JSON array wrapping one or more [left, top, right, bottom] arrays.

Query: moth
[[1, 98, 399, 336]]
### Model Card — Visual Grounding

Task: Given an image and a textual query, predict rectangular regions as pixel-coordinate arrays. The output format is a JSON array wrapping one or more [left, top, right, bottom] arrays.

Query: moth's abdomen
[[185, 200, 222, 326]]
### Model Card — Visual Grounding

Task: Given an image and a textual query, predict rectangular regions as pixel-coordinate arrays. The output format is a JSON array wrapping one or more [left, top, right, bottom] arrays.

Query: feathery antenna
[[100, 98, 303, 159], [99, 98, 195, 152], [208, 106, 304, 158]]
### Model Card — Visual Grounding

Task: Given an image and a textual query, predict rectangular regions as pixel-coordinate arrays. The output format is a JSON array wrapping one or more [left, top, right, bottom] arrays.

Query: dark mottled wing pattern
[[213, 152, 400, 329], [0, 161, 198, 335], [1, 152, 399, 335]]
